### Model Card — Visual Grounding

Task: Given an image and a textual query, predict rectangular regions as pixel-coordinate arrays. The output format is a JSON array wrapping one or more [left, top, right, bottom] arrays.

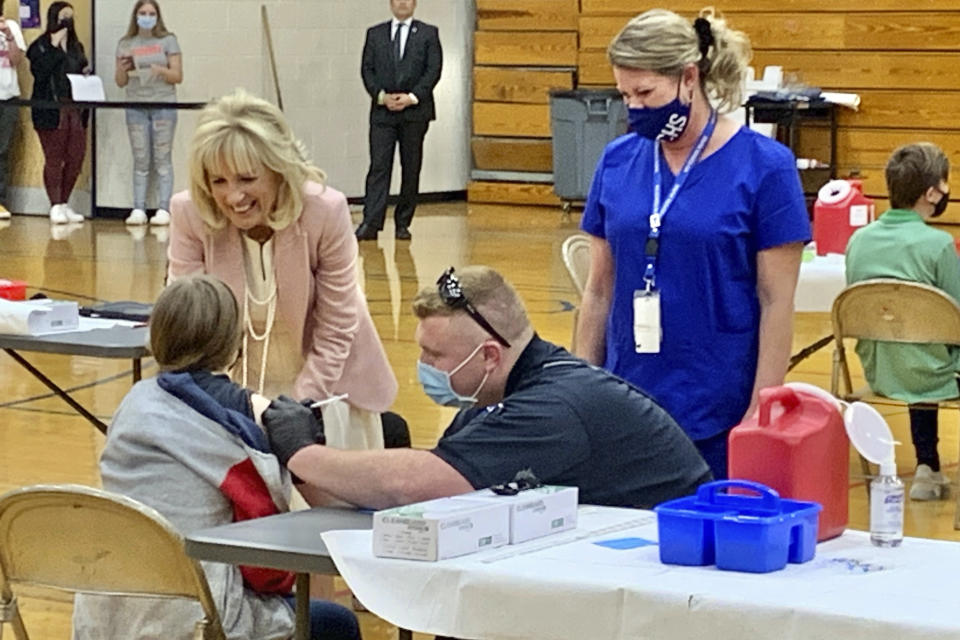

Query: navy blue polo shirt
[[431, 336, 711, 509]]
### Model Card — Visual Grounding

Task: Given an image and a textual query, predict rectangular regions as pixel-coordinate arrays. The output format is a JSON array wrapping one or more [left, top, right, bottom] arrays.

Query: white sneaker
[[125, 208, 148, 225], [150, 208, 171, 226], [49, 204, 69, 224], [0, 204, 10, 220], [63, 204, 84, 223], [909, 464, 950, 501]]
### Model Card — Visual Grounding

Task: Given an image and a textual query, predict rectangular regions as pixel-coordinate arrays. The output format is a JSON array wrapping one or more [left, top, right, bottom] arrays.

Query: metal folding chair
[[830, 279, 960, 528], [0, 484, 225, 640], [561, 234, 592, 348]]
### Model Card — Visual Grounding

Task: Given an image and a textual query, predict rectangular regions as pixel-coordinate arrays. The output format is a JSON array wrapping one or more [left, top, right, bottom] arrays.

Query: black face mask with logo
[[932, 188, 950, 218], [57, 17, 73, 31]]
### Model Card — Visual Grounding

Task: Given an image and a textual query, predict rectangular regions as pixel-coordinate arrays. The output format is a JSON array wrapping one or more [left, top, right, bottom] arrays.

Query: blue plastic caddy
[[654, 480, 822, 573]]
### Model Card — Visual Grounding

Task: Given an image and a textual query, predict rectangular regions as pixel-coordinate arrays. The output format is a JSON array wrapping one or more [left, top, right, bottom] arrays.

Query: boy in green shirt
[[846, 142, 958, 501]]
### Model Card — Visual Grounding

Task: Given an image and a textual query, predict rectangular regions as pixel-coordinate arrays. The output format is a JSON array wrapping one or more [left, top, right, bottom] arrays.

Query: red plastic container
[[728, 386, 848, 541], [0, 279, 26, 301], [813, 179, 875, 256]]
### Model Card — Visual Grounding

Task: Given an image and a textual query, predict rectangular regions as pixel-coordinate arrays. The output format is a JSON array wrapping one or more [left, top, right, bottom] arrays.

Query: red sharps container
[[813, 179, 875, 256], [728, 385, 848, 541]]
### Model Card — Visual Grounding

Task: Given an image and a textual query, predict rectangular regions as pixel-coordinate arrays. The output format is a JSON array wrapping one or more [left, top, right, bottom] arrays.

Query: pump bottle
[[870, 459, 904, 547]]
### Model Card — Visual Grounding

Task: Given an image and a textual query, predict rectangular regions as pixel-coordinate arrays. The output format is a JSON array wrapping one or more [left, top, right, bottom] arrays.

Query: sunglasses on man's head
[[436, 267, 511, 348]]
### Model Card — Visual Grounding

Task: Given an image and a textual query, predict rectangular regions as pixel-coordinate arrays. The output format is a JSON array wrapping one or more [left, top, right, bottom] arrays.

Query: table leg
[[132, 357, 142, 383], [398, 628, 413, 640], [2, 348, 109, 435], [295, 572, 310, 640]]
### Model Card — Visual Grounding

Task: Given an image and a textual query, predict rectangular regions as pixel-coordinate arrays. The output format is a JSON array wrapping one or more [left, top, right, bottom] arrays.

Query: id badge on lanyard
[[633, 289, 661, 354], [633, 110, 717, 354]]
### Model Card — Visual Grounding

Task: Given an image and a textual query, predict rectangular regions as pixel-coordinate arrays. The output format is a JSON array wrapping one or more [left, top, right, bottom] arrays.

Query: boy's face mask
[[932, 187, 950, 218]]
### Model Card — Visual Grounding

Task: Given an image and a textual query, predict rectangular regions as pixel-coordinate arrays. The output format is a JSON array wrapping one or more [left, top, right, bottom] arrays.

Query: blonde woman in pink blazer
[[168, 89, 397, 450]]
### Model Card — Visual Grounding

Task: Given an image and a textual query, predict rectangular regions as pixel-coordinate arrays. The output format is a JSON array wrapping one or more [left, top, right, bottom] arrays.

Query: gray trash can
[[549, 89, 627, 205]]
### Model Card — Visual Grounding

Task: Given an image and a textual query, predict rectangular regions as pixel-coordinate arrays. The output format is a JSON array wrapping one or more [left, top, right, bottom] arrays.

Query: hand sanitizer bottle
[[870, 459, 904, 547]]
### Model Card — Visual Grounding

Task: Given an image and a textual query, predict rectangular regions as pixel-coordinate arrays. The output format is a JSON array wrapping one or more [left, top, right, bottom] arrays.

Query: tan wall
[[6, 0, 93, 202]]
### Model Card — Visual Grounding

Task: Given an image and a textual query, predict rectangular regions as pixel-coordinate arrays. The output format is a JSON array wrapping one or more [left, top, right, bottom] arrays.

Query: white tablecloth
[[323, 506, 960, 640], [795, 253, 846, 312]]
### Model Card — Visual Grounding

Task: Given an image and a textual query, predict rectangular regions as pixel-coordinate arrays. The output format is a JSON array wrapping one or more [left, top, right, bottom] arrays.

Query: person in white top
[[0, 7, 25, 219]]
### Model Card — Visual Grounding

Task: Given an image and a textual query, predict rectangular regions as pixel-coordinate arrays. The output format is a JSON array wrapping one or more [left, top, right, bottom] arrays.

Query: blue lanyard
[[644, 110, 718, 289]]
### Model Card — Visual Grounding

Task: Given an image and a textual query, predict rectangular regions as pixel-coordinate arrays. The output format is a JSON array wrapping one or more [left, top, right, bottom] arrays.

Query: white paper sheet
[[324, 506, 960, 640], [66, 74, 105, 101]]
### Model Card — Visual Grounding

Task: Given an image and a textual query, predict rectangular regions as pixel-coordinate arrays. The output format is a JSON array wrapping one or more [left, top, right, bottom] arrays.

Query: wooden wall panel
[[475, 31, 578, 66], [477, 0, 579, 32], [474, 67, 573, 104], [473, 102, 551, 138], [580, 14, 845, 52], [468, 181, 560, 206], [581, 0, 960, 13], [835, 90, 960, 130], [843, 13, 960, 50], [578, 51, 615, 86], [751, 51, 960, 91], [581, 50, 960, 89], [581, 12, 960, 52], [472, 137, 553, 172], [799, 128, 960, 177]]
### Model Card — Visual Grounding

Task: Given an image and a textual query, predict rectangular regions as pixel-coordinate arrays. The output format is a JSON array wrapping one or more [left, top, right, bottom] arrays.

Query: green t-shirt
[[845, 208, 960, 402], [116, 33, 180, 101]]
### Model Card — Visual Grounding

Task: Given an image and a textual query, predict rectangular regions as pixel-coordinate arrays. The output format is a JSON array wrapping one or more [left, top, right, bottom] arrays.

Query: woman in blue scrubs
[[576, 8, 810, 479]]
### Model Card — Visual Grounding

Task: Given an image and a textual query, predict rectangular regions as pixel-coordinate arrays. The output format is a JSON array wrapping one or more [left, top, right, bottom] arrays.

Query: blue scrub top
[[581, 126, 811, 441]]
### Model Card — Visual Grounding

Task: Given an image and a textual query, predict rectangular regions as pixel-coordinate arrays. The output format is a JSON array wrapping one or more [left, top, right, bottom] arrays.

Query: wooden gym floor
[[1, 202, 958, 639]]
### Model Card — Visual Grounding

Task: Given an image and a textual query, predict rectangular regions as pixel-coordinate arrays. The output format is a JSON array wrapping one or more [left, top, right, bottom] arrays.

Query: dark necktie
[[393, 23, 404, 64]]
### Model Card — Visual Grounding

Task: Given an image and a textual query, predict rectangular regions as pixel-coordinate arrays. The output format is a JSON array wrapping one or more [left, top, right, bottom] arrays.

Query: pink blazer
[[168, 181, 398, 412]]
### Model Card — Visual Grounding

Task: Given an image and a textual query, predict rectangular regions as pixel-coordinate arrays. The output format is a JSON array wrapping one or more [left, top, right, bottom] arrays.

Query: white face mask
[[416, 342, 489, 408]]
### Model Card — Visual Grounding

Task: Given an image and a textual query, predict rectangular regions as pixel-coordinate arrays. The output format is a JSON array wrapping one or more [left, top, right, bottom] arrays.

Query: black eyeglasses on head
[[436, 267, 511, 348]]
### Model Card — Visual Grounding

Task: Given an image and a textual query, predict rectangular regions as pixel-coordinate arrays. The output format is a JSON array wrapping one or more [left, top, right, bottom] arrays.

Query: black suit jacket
[[361, 19, 442, 124]]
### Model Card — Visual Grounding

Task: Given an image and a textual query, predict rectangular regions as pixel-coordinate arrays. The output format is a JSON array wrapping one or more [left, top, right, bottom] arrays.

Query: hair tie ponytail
[[693, 17, 714, 60]]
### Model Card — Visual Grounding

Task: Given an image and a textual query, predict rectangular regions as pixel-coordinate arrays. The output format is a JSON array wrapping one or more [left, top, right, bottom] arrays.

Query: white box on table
[[373, 497, 509, 561], [0, 299, 79, 335], [459, 486, 579, 544]]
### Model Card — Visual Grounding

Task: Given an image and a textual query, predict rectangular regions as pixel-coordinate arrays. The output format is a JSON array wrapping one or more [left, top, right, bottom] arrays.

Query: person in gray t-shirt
[[115, 0, 181, 227]]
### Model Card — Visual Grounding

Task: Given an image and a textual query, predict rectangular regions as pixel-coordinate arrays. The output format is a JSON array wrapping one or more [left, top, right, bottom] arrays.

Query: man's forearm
[[288, 445, 474, 510]]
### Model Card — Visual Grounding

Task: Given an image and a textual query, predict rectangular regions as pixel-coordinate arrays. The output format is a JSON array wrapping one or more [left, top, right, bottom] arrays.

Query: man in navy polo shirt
[[263, 266, 711, 510]]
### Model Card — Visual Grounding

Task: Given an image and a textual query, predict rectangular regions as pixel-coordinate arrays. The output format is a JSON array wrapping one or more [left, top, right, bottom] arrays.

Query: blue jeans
[[125, 107, 176, 210], [281, 595, 362, 640]]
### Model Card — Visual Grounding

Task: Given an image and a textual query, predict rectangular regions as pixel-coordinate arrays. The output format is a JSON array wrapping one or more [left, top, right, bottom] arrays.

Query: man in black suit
[[356, 0, 442, 242]]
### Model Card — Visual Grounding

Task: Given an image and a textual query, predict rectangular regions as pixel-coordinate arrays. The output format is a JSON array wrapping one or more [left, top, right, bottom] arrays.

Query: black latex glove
[[300, 398, 328, 424], [262, 395, 325, 467]]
